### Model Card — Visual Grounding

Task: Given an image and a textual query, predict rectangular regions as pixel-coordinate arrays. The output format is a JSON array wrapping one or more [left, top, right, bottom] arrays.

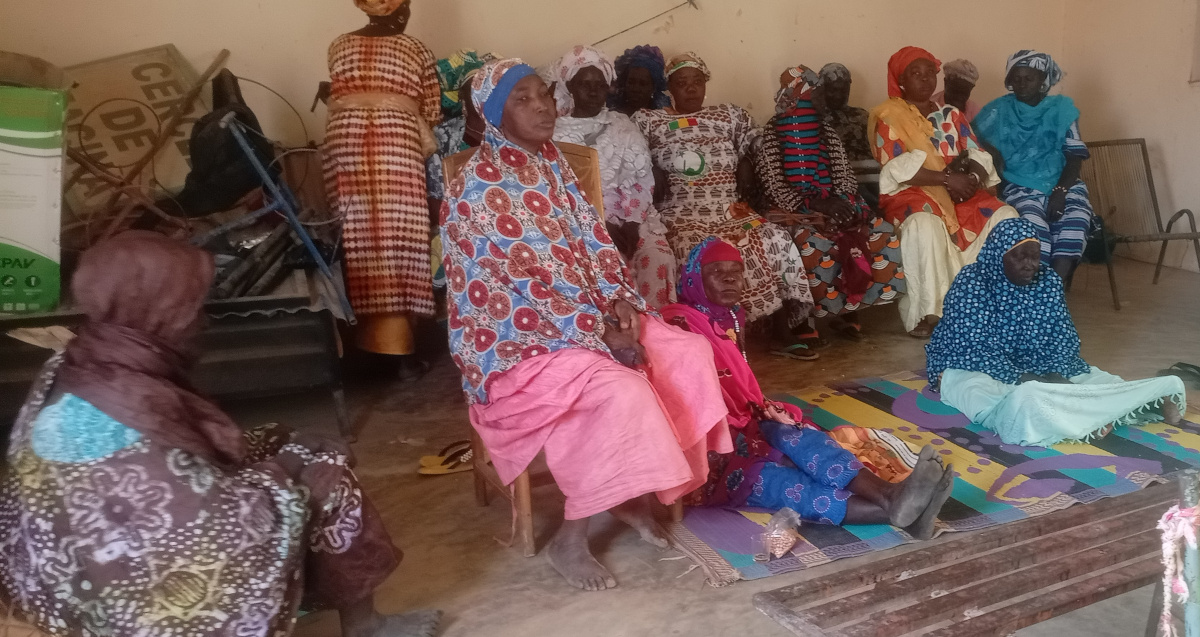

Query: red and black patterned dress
[[323, 33, 441, 350]]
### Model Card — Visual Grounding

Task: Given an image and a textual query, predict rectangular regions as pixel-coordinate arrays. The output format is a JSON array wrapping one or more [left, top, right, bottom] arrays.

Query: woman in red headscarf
[[869, 47, 1018, 338]]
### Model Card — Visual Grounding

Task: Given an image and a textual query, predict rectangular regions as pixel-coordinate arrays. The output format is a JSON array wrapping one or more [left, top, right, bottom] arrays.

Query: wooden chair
[[1078, 138, 1200, 310], [447, 142, 682, 558]]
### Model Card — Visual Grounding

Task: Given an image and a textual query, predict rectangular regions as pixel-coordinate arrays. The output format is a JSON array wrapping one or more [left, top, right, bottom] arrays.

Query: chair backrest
[[442, 142, 605, 219], [1078, 138, 1167, 262]]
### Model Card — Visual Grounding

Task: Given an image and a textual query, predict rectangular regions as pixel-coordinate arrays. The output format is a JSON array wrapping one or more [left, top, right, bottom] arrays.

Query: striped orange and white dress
[[323, 33, 441, 353]]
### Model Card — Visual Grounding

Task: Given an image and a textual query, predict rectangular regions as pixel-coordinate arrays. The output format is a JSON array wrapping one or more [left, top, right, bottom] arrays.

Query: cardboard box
[[62, 44, 210, 216], [0, 86, 66, 314]]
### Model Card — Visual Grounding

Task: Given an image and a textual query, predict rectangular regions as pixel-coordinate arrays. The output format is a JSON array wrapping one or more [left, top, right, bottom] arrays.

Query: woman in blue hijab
[[974, 51, 1094, 286], [926, 218, 1186, 447]]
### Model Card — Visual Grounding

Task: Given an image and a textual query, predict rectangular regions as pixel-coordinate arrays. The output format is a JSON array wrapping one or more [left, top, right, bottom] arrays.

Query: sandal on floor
[[794, 331, 831, 350], [419, 440, 471, 468], [418, 443, 474, 476], [398, 358, 431, 382], [1159, 362, 1200, 388], [770, 343, 820, 361], [833, 319, 865, 341]]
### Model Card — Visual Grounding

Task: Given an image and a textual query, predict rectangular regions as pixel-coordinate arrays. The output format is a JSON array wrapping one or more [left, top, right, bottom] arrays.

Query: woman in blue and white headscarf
[[927, 218, 1186, 447], [974, 50, 1094, 286]]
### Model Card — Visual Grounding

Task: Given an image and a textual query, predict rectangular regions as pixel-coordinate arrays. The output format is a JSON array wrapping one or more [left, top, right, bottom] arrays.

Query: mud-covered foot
[[889, 445, 941, 528], [907, 466, 955, 541], [547, 525, 616, 591], [611, 498, 671, 549], [1164, 400, 1183, 425]]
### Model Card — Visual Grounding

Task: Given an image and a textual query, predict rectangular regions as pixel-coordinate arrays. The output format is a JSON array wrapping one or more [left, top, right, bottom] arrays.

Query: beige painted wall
[[1060, 0, 1200, 272], [3, 0, 1197, 270], [0, 0, 1064, 141]]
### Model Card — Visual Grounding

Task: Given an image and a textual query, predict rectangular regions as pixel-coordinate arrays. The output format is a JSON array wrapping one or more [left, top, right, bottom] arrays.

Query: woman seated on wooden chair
[[0, 232, 440, 637], [440, 58, 732, 592], [662, 237, 954, 539], [927, 218, 1186, 447]]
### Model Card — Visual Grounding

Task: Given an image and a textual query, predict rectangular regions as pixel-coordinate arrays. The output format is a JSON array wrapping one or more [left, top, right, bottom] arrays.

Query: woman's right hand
[[944, 171, 978, 203]]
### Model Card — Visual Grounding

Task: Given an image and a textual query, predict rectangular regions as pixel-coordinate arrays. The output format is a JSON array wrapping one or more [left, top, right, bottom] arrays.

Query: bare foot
[[1164, 400, 1183, 425], [1094, 424, 1115, 439], [611, 497, 671, 549], [343, 609, 442, 637], [547, 519, 616, 591], [907, 466, 955, 541], [889, 445, 942, 528]]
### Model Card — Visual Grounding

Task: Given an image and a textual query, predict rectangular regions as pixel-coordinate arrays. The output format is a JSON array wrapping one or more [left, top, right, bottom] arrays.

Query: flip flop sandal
[[770, 343, 820, 361], [795, 331, 832, 350], [418, 445, 474, 476], [419, 440, 471, 468], [1160, 363, 1200, 387], [835, 321, 865, 341]]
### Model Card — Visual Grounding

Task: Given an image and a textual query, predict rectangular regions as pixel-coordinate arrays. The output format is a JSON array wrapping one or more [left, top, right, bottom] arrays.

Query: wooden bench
[[754, 481, 1174, 636]]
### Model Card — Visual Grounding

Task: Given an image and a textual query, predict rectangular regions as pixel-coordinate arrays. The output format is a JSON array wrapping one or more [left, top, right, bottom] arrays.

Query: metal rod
[[221, 113, 356, 322], [591, 0, 698, 47]]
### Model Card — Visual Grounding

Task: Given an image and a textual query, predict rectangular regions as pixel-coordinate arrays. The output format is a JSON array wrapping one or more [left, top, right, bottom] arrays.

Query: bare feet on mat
[[1164, 400, 1183, 425], [343, 609, 443, 637], [889, 445, 942, 528], [1095, 423, 1115, 439], [547, 520, 617, 591], [907, 466, 955, 541], [611, 497, 672, 549]]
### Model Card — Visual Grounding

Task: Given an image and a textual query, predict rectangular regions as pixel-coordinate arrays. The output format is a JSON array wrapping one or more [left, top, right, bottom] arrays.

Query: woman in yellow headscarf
[[869, 47, 1017, 338]]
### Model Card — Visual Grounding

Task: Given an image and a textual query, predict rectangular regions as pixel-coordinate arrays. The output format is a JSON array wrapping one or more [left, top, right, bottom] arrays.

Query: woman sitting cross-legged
[[927, 218, 1186, 447], [753, 64, 906, 341], [441, 58, 732, 591], [0, 232, 440, 637], [662, 238, 954, 539], [870, 46, 1019, 338], [974, 50, 1094, 286]]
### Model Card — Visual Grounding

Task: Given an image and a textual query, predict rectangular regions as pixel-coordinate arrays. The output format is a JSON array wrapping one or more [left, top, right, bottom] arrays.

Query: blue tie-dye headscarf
[[925, 218, 1089, 390], [975, 50, 1079, 194]]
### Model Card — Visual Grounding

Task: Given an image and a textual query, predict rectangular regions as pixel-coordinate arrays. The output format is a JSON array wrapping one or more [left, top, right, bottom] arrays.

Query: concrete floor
[[250, 258, 1199, 637]]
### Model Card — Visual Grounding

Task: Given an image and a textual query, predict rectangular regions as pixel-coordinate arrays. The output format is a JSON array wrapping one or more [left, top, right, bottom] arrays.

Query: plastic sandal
[[770, 342, 820, 361], [419, 440, 471, 468], [418, 445, 474, 476]]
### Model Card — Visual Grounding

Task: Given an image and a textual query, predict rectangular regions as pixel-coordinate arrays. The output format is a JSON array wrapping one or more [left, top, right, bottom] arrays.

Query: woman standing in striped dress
[[323, 0, 441, 369]]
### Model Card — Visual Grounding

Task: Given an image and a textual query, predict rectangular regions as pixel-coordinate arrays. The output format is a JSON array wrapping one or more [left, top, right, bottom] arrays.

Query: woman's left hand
[[611, 299, 641, 334], [1046, 188, 1068, 223]]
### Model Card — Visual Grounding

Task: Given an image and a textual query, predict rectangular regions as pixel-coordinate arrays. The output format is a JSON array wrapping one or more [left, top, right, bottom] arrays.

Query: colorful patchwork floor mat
[[669, 370, 1199, 586]]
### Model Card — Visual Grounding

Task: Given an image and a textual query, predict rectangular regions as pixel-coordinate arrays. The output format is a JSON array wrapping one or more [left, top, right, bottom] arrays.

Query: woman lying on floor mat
[[662, 237, 954, 539], [926, 218, 1187, 447]]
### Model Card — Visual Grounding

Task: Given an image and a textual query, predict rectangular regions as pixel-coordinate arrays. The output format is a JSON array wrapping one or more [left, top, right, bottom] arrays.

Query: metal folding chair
[[1079, 138, 1200, 310]]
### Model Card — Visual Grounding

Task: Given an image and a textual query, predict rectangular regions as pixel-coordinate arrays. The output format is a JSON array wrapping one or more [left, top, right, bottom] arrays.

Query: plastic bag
[[754, 507, 803, 562]]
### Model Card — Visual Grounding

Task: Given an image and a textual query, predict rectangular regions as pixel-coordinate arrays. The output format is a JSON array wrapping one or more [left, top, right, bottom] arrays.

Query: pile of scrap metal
[[1, 46, 344, 311]]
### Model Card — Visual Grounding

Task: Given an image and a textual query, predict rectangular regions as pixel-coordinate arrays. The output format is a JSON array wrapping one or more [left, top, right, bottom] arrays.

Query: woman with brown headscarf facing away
[[0, 232, 440, 637], [323, 0, 441, 375]]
